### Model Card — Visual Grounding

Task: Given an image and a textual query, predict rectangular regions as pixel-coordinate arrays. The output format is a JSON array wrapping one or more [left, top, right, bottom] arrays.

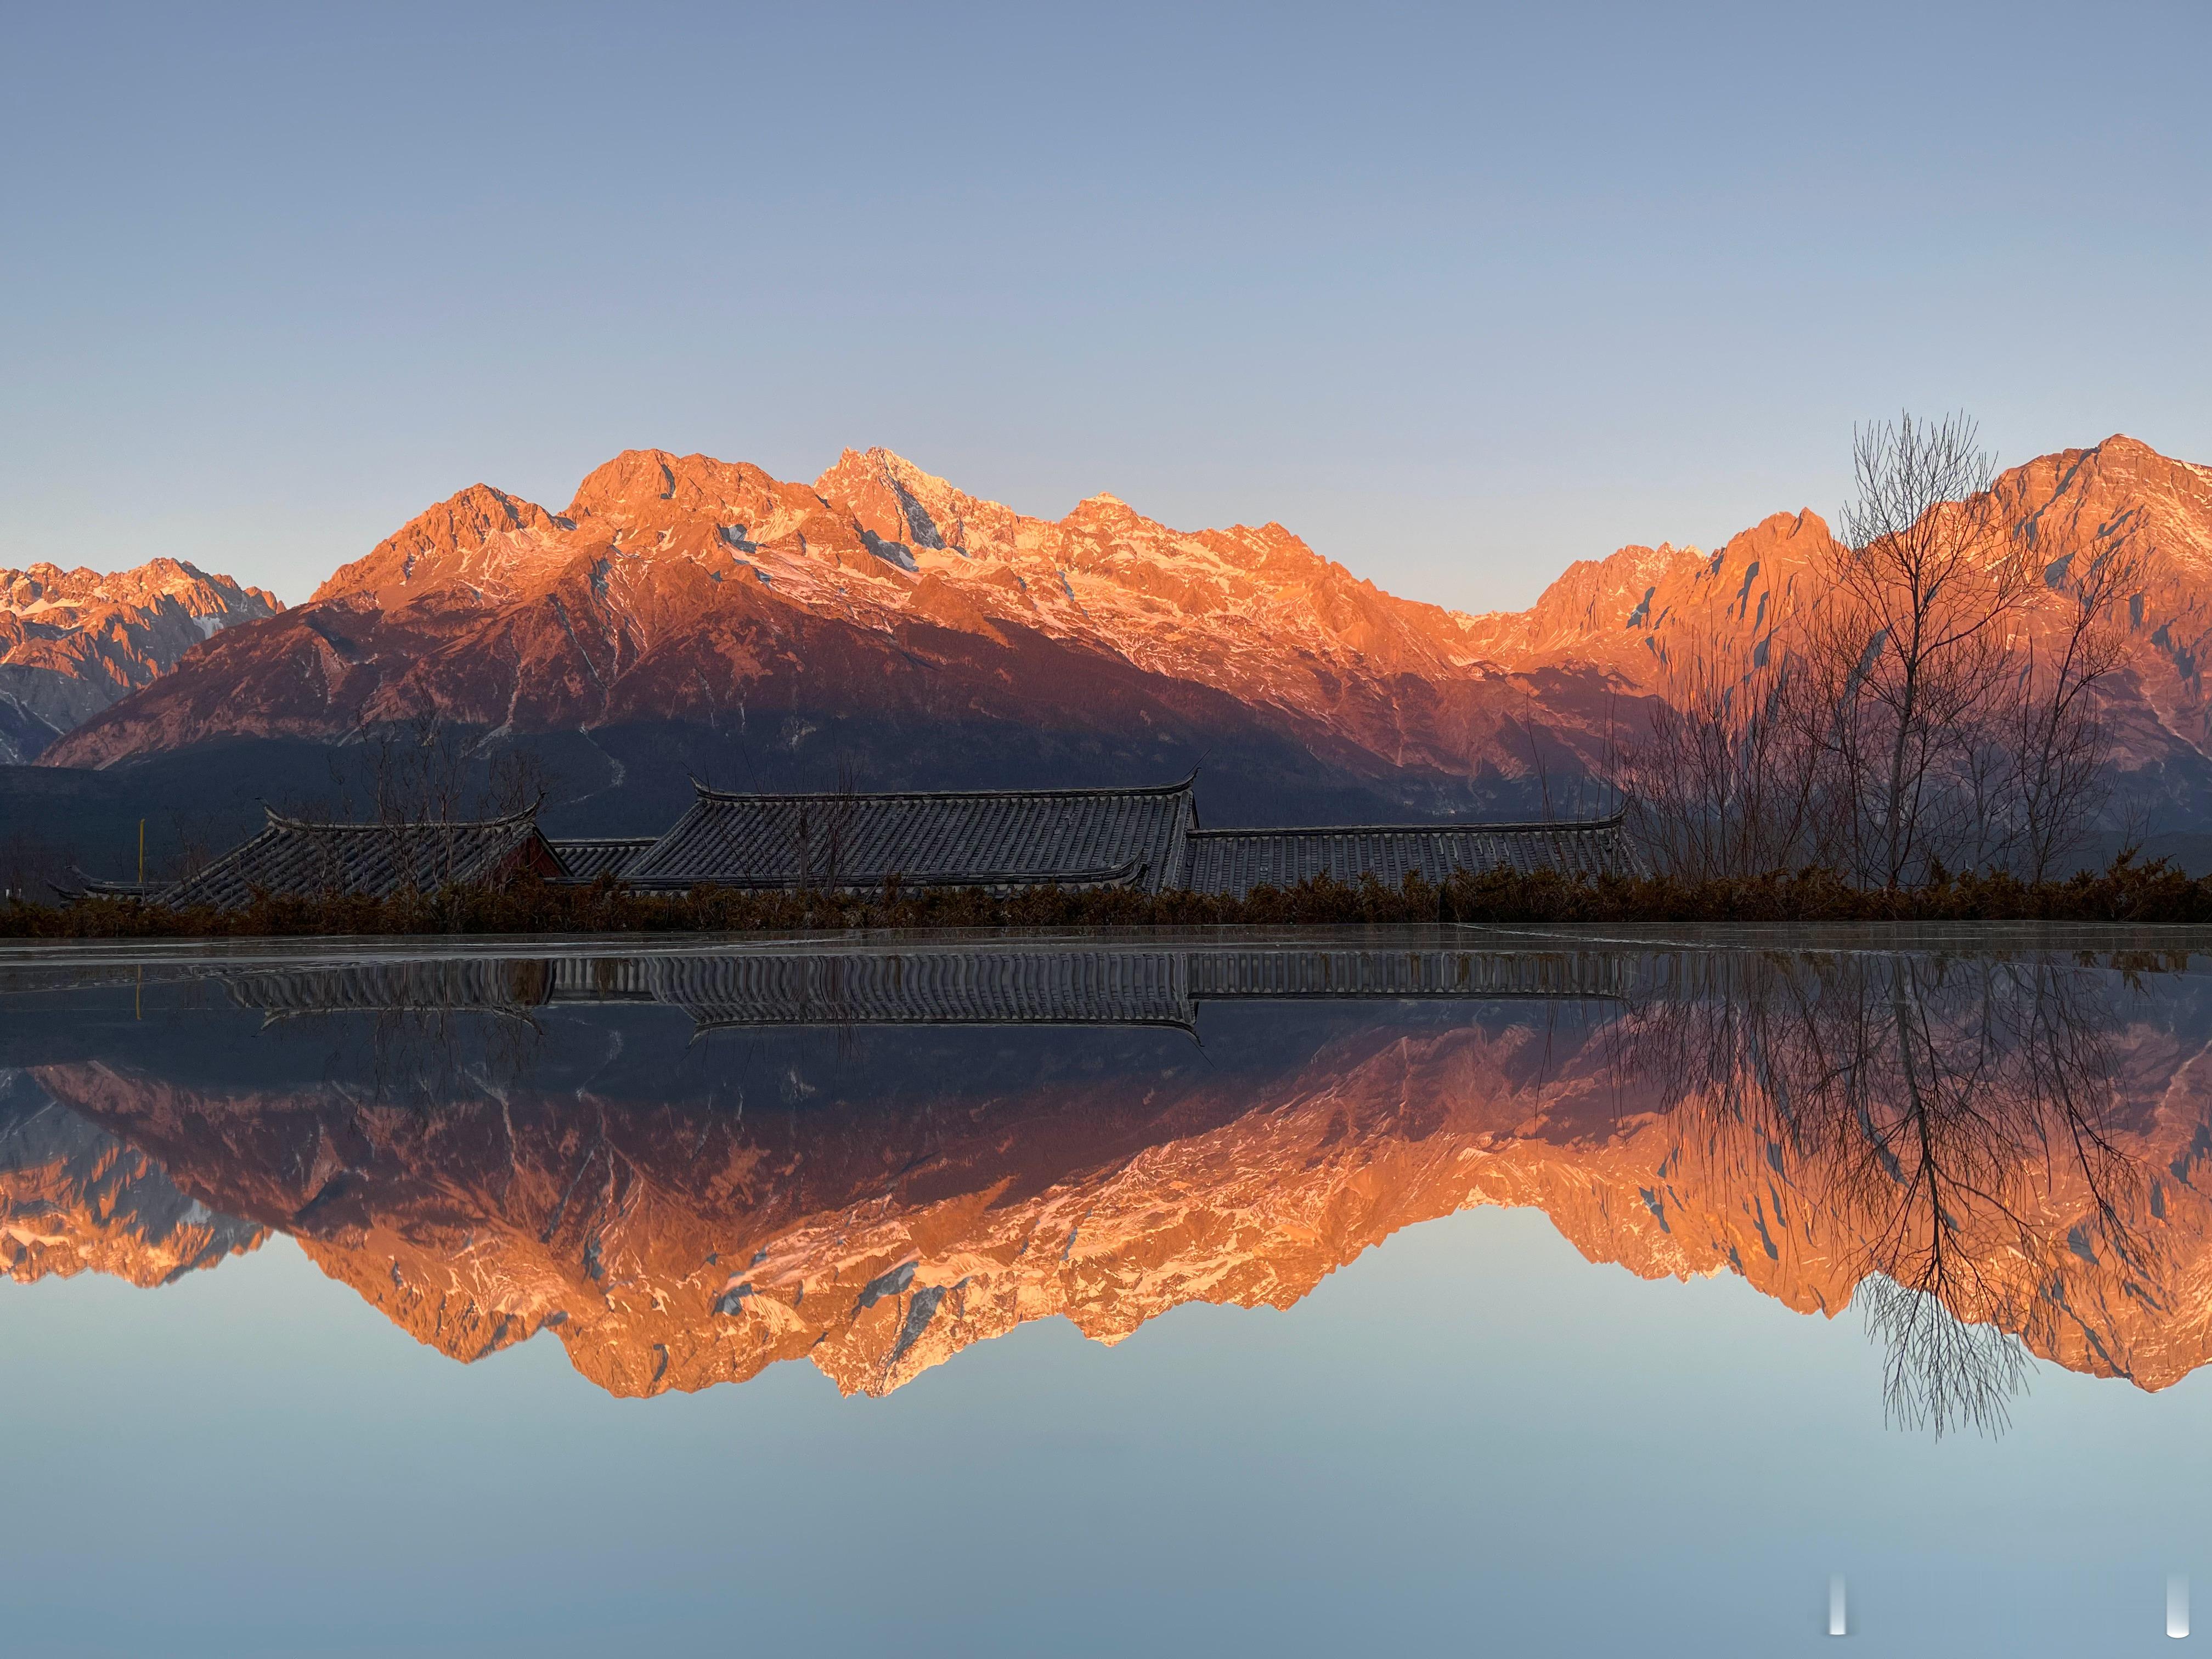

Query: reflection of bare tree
[[230, 960, 551, 1109], [1618, 947, 2156, 1436], [357, 980, 549, 1112], [1853, 1275, 2030, 1437], [352, 1006, 541, 1111]]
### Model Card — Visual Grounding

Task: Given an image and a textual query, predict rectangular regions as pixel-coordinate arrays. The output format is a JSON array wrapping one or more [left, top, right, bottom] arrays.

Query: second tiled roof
[[625, 777, 1198, 891]]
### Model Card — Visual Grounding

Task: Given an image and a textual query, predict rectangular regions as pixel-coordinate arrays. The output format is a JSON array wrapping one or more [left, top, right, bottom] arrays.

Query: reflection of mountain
[[213, 943, 1630, 1032], [10, 939, 2212, 1418], [0, 1070, 265, 1285]]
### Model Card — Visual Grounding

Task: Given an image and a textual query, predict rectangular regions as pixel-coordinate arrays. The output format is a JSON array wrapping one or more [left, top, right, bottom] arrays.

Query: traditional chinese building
[[89, 775, 1635, 907], [146, 806, 564, 909]]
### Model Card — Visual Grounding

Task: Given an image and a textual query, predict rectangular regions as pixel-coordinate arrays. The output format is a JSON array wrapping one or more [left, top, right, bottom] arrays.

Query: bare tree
[[1613, 628, 1832, 878], [486, 744, 555, 818], [786, 753, 863, 902], [165, 809, 220, 887], [359, 711, 556, 895], [367, 713, 466, 892], [1616, 413, 2144, 885], [1999, 523, 2150, 879], [1515, 704, 1556, 822], [822, 751, 861, 892], [1815, 415, 2034, 884]]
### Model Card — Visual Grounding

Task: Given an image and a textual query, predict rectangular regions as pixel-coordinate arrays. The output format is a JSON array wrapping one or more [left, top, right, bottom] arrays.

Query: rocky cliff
[[0, 559, 280, 762]]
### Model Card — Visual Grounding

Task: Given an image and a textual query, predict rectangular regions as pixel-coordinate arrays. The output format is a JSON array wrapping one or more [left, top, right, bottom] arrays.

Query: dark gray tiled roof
[[625, 778, 1198, 892], [548, 837, 658, 878], [163, 809, 557, 910], [1178, 813, 1637, 896]]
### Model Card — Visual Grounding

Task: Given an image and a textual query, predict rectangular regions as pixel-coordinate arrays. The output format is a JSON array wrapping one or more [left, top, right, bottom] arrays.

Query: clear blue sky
[[4, 2, 2207, 611]]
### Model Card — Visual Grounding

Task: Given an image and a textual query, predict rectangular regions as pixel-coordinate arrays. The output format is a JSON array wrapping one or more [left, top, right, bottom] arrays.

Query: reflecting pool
[[4, 926, 2211, 1656]]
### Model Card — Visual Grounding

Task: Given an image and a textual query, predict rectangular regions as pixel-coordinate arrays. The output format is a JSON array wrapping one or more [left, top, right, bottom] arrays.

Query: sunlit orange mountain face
[[0, 1068, 264, 1284], [0, 560, 279, 764], [6, 935, 2209, 1432], [23, 437, 2212, 850]]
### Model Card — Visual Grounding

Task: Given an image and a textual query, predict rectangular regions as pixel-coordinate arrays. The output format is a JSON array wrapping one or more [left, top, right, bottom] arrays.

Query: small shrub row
[[8, 854, 2212, 940]]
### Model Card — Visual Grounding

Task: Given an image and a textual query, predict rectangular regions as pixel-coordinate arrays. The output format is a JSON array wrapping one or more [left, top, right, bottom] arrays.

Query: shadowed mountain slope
[[32, 447, 1642, 825], [26, 436, 2212, 855]]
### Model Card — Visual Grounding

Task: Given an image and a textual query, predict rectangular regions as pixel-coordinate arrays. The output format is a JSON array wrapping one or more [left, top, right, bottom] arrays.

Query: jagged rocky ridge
[[40, 450, 1594, 822], [25, 434, 2212, 835], [0, 560, 280, 763]]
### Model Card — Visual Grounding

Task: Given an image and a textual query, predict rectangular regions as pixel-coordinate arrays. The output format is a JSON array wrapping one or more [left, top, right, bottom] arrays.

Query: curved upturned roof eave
[[1182, 808, 1628, 838], [258, 801, 546, 833]]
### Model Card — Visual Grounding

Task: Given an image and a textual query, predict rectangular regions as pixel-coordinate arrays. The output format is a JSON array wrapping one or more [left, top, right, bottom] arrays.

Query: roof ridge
[[261, 804, 544, 832], [690, 771, 1198, 805], [1187, 810, 1627, 836], [617, 855, 1146, 890]]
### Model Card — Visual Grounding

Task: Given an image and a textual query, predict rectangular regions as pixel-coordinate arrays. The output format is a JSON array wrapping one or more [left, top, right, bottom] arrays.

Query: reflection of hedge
[[13, 855, 2212, 938]]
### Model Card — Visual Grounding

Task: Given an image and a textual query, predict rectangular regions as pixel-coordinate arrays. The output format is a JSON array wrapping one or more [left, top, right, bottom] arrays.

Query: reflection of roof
[[548, 837, 657, 878], [221, 958, 557, 1019], [212, 945, 1629, 1031], [164, 808, 558, 909], [637, 952, 1200, 1029], [623, 778, 1199, 893], [1177, 947, 1623, 1000], [1182, 814, 1637, 895]]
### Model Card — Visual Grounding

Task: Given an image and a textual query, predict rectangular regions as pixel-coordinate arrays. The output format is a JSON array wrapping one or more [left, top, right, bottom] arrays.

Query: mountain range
[[0, 559, 278, 765], [13, 436, 2212, 869]]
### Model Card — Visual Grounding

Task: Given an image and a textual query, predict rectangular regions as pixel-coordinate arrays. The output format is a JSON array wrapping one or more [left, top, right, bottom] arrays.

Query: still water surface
[[4, 926, 2210, 1656]]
